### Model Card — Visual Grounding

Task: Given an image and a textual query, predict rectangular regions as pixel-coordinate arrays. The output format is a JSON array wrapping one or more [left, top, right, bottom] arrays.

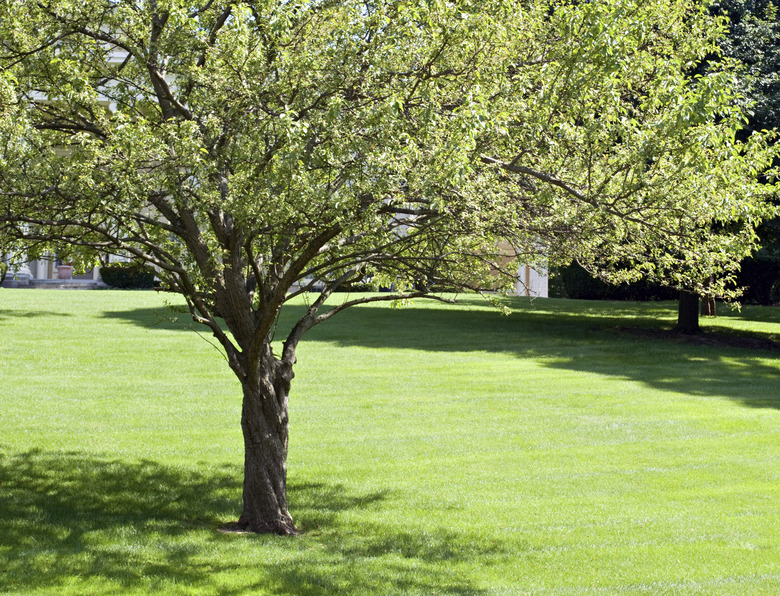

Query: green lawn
[[1, 290, 779, 594]]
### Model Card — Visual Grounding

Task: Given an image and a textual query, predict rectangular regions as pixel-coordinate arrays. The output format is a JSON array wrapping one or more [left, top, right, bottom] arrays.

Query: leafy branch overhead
[[2, 1, 778, 304], [0, 0, 778, 533]]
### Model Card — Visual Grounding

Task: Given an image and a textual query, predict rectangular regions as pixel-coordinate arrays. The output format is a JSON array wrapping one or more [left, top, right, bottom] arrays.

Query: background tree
[[718, 0, 780, 306], [1, 0, 777, 533], [718, 0, 780, 133], [677, 0, 780, 330]]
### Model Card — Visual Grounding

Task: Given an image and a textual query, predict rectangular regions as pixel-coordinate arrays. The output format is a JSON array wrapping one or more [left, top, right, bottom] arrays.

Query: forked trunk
[[234, 363, 297, 535]]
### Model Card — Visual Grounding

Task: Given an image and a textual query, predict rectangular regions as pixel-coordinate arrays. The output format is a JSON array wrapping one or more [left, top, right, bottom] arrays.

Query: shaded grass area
[[1, 290, 779, 594], [1, 450, 484, 595], [97, 296, 780, 409], [0, 450, 238, 592], [291, 297, 780, 410]]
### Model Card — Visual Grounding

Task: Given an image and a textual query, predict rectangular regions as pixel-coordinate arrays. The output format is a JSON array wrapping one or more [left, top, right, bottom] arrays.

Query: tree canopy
[[717, 0, 779, 133], [1, 0, 778, 533], [715, 0, 780, 305]]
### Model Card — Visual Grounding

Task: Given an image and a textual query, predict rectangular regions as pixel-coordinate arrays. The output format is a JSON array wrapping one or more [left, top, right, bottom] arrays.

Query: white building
[[1, 254, 101, 288], [3, 251, 547, 295], [517, 264, 548, 298]]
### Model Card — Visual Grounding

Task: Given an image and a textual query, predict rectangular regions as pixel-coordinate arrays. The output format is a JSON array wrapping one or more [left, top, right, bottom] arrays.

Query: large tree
[[1, 0, 777, 533], [719, 0, 780, 306]]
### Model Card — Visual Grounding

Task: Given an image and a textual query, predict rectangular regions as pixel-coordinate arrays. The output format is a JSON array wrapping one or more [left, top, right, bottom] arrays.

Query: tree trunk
[[700, 296, 716, 317], [700, 275, 716, 317], [676, 290, 700, 334], [234, 363, 297, 535]]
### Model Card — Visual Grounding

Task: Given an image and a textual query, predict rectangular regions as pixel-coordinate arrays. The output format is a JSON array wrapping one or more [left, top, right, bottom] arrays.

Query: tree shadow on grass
[[0, 309, 73, 321], [0, 449, 238, 594], [101, 302, 202, 332], [100, 298, 780, 410], [297, 299, 780, 411], [0, 449, 492, 595]]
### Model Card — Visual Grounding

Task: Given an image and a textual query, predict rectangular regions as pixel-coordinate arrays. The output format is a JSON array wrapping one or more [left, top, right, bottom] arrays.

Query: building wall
[[516, 264, 548, 298]]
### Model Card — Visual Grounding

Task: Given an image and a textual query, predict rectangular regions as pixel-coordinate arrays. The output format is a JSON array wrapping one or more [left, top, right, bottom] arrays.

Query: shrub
[[735, 257, 780, 305], [99, 262, 156, 289], [550, 262, 678, 301]]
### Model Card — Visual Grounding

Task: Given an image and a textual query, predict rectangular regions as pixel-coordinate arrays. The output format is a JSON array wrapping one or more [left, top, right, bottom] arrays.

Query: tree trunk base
[[236, 354, 298, 537], [676, 290, 701, 334], [218, 519, 299, 536]]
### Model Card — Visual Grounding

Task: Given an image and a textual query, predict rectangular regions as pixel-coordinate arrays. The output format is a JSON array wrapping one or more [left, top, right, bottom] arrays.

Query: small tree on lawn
[[1, 0, 777, 533]]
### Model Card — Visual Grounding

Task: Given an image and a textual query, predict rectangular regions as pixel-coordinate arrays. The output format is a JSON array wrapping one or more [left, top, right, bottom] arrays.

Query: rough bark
[[676, 290, 701, 334], [234, 359, 297, 535]]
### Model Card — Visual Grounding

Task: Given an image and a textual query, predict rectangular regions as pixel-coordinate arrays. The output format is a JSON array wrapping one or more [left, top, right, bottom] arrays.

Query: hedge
[[99, 263, 156, 289]]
